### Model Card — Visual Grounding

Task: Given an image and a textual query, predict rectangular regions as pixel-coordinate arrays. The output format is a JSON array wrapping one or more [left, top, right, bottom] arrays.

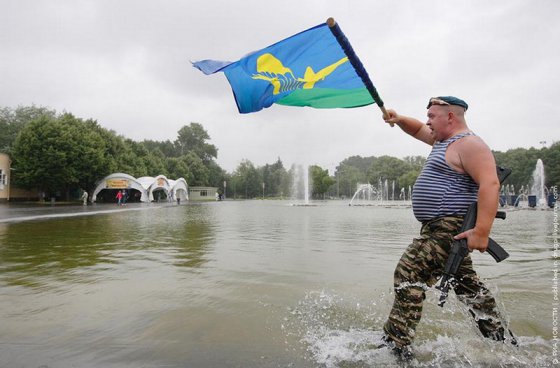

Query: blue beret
[[427, 96, 468, 110]]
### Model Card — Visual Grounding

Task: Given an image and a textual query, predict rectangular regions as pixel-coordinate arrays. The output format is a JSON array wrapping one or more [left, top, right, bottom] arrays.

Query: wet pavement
[[0, 202, 172, 223]]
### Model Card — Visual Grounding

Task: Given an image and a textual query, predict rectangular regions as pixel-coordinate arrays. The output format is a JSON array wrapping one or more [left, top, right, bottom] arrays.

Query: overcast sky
[[1, 0, 558, 173]]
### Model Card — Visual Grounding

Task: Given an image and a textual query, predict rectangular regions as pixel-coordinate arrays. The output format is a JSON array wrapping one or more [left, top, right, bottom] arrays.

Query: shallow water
[[0, 201, 555, 367]]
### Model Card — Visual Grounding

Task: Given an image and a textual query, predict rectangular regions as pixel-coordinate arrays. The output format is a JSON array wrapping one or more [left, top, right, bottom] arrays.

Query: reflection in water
[[0, 204, 215, 290], [0, 217, 117, 289], [160, 205, 216, 269]]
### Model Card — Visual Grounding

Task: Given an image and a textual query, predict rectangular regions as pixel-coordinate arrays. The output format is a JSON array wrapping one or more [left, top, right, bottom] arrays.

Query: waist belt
[[420, 215, 463, 234]]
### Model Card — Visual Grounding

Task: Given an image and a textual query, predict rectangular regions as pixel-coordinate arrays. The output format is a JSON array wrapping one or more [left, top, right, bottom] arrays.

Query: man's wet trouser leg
[[382, 217, 505, 348], [453, 255, 506, 341]]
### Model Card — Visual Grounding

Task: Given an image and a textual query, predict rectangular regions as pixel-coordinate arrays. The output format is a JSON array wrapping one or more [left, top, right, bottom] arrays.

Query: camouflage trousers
[[383, 216, 504, 347]]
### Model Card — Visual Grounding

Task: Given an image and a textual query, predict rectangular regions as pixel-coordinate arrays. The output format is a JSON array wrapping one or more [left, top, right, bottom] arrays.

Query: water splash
[[349, 184, 378, 206], [285, 290, 395, 367], [349, 179, 412, 206], [284, 290, 551, 367]]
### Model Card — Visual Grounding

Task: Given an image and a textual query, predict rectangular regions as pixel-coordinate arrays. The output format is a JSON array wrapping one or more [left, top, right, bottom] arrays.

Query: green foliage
[[12, 114, 112, 197], [126, 139, 166, 177], [206, 161, 227, 190], [337, 155, 375, 172], [5, 106, 225, 197], [398, 170, 420, 191], [140, 122, 222, 186], [334, 164, 366, 198], [542, 142, 560, 188], [175, 123, 218, 163], [494, 144, 559, 190], [86, 124, 141, 175], [262, 158, 290, 198], [333, 155, 424, 198], [142, 139, 177, 158], [164, 152, 211, 187], [230, 159, 261, 199], [225, 158, 292, 199], [165, 157, 190, 182], [366, 156, 410, 186], [310, 165, 335, 199], [0, 105, 56, 153], [182, 152, 209, 186]]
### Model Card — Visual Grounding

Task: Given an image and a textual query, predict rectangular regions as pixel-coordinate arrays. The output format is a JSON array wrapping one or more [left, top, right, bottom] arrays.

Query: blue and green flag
[[193, 19, 383, 114]]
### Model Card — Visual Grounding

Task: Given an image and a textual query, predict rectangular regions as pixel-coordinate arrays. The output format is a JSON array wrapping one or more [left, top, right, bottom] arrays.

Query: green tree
[[338, 155, 376, 172], [166, 157, 190, 180], [142, 139, 178, 158], [120, 138, 153, 177], [398, 170, 420, 191], [493, 144, 559, 191], [493, 148, 540, 191], [67, 117, 113, 193], [231, 159, 260, 198], [175, 123, 218, 163], [131, 141, 167, 176], [12, 114, 111, 198], [279, 165, 293, 199], [310, 165, 335, 199], [542, 142, 560, 188], [259, 158, 288, 198], [140, 122, 224, 186], [397, 156, 424, 190], [335, 165, 366, 198], [366, 155, 410, 186], [86, 124, 147, 176], [182, 152, 209, 186], [206, 160, 227, 189], [0, 105, 56, 153], [402, 156, 426, 172]]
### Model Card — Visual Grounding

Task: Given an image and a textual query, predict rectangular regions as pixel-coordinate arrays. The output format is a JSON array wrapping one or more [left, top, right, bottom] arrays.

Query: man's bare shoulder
[[446, 134, 494, 174], [453, 134, 491, 153]]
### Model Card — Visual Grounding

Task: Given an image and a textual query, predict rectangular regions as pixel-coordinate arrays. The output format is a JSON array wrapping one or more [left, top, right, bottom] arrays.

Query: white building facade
[[91, 173, 189, 203]]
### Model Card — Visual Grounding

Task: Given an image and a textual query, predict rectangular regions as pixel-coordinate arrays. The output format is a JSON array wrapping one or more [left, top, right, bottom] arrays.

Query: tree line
[[1, 106, 226, 200], [1, 105, 558, 201], [329, 147, 560, 199]]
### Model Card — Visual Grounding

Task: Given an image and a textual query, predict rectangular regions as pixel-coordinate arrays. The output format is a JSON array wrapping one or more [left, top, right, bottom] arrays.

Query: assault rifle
[[436, 166, 512, 307]]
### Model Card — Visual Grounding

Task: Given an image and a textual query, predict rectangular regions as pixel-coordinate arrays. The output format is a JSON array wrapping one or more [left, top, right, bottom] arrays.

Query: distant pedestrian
[[116, 190, 123, 205], [81, 190, 88, 205]]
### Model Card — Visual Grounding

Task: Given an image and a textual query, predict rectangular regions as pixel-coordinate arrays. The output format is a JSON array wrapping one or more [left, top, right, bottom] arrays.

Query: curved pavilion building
[[91, 173, 188, 203]]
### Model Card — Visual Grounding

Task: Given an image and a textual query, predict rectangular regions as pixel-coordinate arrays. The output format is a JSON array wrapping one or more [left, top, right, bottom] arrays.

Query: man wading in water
[[381, 96, 514, 360]]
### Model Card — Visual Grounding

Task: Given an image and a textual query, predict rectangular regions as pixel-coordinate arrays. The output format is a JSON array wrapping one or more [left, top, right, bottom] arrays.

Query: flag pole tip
[[327, 17, 336, 27]]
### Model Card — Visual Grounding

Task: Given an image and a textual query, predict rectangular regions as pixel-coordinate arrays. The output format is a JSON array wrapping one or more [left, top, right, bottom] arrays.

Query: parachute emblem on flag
[[251, 53, 349, 95]]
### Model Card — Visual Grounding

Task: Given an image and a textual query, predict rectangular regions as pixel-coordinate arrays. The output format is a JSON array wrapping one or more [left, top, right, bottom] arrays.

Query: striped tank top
[[412, 132, 479, 222]]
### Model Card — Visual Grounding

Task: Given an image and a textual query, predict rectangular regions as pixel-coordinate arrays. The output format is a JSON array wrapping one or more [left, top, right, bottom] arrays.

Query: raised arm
[[383, 109, 435, 145]]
